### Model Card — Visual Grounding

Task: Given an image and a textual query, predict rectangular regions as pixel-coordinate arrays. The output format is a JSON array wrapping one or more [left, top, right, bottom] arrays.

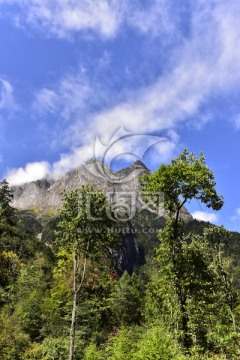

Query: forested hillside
[[1, 151, 240, 360]]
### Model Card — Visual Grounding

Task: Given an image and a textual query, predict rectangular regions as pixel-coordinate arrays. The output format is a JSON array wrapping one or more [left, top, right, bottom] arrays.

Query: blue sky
[[0, 0, 240, 231]]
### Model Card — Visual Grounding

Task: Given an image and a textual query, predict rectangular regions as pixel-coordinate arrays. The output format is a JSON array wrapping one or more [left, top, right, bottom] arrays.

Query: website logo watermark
[[83, 127, 166, 184], [81, 128, 167, 222], [77, 190, 164, 223]]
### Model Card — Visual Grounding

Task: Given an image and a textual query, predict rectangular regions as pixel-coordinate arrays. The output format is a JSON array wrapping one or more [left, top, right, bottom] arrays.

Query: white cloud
[[52, 144, 94, 177], [129, 0, 182, 38], [33, 88, 58, 114], [0, 0, 125, 38], [6, 161, 50, 185], [0, 0, 185, 40], [6, 0, 240, 138], [33, 70, 92, 120], [232, 114, 240, 130], [0, 77, 15, 110], [231, 208, 240, 222], [51, 129, 177, 177], [192, 211, 219, 223], [5, 126, 177, 184], [55, 0, 240, 147], [6, 1, 240, 183]]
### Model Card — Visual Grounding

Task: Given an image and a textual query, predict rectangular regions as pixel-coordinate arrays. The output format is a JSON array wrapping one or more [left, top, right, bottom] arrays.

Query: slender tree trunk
[[173, 206, 191, 350], [180, 297, 191, 349], [69, 251, 77, 360], [231, 308, 237, 332], [77, 251, 88, 294], [69, 245, 88, 360], [221, 262, 237, 333]]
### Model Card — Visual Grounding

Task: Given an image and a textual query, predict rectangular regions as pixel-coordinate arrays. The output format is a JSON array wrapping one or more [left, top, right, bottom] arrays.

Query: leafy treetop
[[139, 149, 224, 217]]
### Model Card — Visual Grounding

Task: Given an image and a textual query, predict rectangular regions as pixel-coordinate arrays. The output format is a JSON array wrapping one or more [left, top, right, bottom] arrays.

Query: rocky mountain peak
[[11, 160, 149, 213], [10, 159, 192, 222]]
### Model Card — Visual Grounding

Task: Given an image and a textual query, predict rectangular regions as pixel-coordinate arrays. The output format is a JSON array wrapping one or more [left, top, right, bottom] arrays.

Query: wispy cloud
[[231, 208, 240, 222], [0, 0, 188, 40], [0, 77, 15, 110], [33, 88, 58, 115], [129, 0, 187, 39], [58, 0, 240, 156], [5, 1, 240, 183], [6, 128, 178, 184], [32, 67, 108, 150], [232, 114, 240, 130], [33, 70, 92, 120], [192, 211, 219, 223], [51, 128, 178, 177], [1, 0, 126, 38]]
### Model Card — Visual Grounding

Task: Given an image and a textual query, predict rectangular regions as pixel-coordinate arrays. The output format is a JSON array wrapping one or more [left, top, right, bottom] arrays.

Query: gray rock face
[[11, 160, 147, 211], [11, 160, 192, 275], [11, 159, 192, 222]]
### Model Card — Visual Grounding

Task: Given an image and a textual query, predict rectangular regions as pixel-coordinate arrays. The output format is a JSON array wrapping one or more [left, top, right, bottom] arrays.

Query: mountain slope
[[11, 160, 147, 212], [11, 159, 192, 222]]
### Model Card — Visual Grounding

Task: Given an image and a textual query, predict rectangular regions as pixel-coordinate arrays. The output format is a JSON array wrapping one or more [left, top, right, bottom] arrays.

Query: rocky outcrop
[[11, 159, 150, 213], [11, 159, 192, 222], [11, 159, 192, 274]]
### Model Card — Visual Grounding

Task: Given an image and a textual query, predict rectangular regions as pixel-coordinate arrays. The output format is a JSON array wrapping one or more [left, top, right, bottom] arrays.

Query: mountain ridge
[[11, 159, 192, 222], [11, 159, 150, 213]]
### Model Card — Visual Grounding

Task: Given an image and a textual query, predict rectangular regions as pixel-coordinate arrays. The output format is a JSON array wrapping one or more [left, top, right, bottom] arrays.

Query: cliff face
[[11, 160, 192, 275], [11, 159, 191, 221], [11, 160, 148, 212]]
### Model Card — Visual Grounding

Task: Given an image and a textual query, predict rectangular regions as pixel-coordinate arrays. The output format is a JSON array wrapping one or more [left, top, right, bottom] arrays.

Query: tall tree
[[0, 180, 22, 304], [111, 271, 143, 326], [139, 149, 223, 226], [203, 226, 238, 332], [139, 149, 224, 349], [56, 185, 114, 360], [0, 179, 16, 239], [0, 179, 30, 259]]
